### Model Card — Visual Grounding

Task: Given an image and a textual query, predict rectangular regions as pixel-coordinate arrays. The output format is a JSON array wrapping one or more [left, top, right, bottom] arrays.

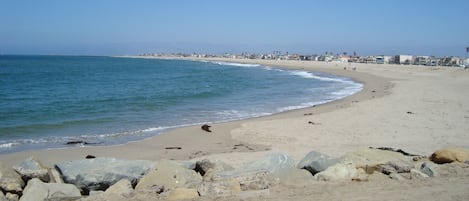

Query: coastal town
[[139, 50, 469, 68]]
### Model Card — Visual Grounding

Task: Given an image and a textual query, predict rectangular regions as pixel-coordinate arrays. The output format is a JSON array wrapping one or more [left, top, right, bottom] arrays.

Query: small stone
[[389, 173, 407, 181]]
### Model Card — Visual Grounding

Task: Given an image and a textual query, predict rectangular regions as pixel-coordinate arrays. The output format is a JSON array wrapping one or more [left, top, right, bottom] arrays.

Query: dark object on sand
[[407, 111, 414, 114], [201, 124, 212, 132], [370, 146, 421, 157], [85, 155, 96, 159], [165, 147, 182, 150], [65, 140, 99, 145]]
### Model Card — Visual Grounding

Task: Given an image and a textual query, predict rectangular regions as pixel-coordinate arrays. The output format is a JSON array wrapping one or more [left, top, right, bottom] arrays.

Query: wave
[[211, 61, 261, 68], [288, 70, 354, 84]]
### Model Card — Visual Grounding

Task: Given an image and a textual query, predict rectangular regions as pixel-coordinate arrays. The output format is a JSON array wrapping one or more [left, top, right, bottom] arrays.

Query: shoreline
[[0, 58, 383, 167], [1, 57, 468, 169]]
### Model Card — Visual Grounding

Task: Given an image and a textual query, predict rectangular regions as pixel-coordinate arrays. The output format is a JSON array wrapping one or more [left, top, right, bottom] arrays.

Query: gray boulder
[[0, 162, 24, 193], [13, 157, 49, 182], [242, 152, 298, 184], [198, 169, 269, 196], [297, 150, 340, 175], [195, 159, 234, 181], [20, 178, 81, 201], [135, 159, 202, 192], [55, 158, 155, 193], [380, 160, 414, 175]]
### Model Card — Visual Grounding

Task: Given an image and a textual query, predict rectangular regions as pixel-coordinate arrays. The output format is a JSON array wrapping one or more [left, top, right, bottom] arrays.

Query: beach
[[1, 58, 468, 200]]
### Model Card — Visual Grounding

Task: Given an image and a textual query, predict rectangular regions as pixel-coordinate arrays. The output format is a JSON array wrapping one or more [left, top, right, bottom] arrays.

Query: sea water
[[0, 56, 362, 153]]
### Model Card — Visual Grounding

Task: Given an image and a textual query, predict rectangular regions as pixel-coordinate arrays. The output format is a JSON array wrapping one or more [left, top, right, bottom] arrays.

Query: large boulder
[[0, 162, 24, 193], [429, 147, 469, 164], [198, 169, 269, 196], [20, 178, 81, 201], [315, 163, 359, 181], [81, 179, 137, 201], [297, 150, 340, 175], [341, 148, 411, 173], [55, 158, 155, 193], [13, 157, 49, 182], [241, 152, 296, 183], [166, 188, 199, 200], [135, 159, 202, 192], [195, 159, 234, 181]]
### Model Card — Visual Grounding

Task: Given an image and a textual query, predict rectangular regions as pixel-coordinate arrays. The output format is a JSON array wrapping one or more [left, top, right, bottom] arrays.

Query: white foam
[[289, 70, 353, 84], [0, 142, 19, 148], [212, 61, 261, 67]]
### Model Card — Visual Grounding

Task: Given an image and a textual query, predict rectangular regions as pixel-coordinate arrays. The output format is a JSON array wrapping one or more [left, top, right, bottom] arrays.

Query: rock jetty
[[0, 147, 467, 200]]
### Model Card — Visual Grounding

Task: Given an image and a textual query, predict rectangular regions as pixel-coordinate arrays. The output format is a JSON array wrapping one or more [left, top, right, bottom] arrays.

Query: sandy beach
[[1, 58, 469, 200]]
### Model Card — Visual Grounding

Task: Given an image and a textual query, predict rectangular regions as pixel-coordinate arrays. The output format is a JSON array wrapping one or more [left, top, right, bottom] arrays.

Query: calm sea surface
[[0, 55, 362, 153]]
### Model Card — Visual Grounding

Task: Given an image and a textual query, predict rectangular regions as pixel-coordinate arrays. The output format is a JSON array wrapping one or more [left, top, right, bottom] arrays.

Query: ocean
[[0, 55, 362, 153]]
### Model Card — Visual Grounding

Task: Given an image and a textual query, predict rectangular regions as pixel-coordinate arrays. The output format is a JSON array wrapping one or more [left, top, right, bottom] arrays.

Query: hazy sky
[[1, 0, 468, 56]]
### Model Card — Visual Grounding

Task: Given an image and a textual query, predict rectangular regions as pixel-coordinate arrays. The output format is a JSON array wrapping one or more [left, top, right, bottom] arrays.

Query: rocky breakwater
[[0, 147, 468, 200]]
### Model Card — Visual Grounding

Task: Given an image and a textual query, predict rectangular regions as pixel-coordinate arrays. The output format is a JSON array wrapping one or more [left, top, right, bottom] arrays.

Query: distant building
[[394, 55, 413, 65], [414, 56, 429, 65]]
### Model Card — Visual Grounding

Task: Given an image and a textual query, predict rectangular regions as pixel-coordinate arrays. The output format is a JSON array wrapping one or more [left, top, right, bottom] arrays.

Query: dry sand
[[1, 58, 469, 200]]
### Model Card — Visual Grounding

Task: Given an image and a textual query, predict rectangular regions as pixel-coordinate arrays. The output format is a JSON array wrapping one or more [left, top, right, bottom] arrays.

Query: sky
[[1, 0, 469, 56]]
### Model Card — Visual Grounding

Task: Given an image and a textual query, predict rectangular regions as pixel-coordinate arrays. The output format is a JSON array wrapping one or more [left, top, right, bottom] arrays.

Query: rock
[[103, 179, 134, 197], [13, 157, 49, 182], [174, 161, 197, 170], [420, 162, 439, 177], [297, 150, 340, 175], [0, 162, 25, 193], [388, 173, 406, 181], [268, 167, 313, 186], [410, 169, 429, 179], [341, 148, 411, 173], [135, 159, 202, 192], [48, 168, 63, 183], [315, 163, 359, 181], [20, 178, 81, 201], [0, 192, 6, 201], [197, 178, 241, 196], [420, 161, 469, 178], [235, 189, 270, 199], [80, 179, 136, 201], [167, 188, 199, 200], [195, 159, 234, 181], [201, 124, 212, 132], [198, 169, 269, 196], [429, 147, 469, 164], [380, 160, 414, 175], [240, 152, 296, 184], [55, 158, 155, 193], [5, 193, 18, 201]]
